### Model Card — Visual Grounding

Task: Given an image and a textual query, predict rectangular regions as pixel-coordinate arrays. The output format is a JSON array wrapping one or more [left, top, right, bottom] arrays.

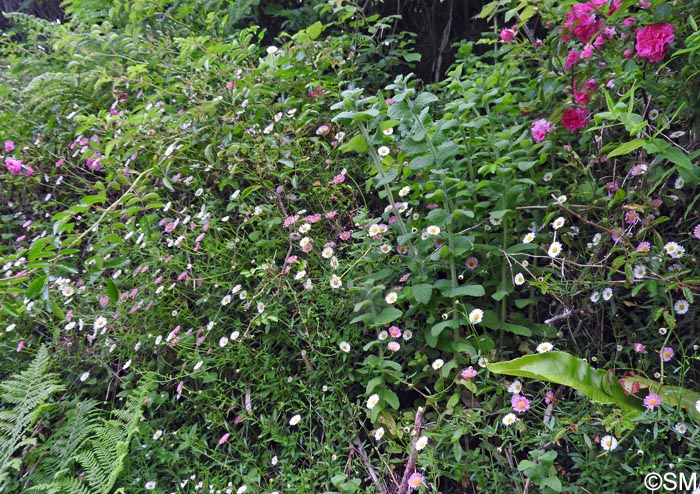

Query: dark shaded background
[[1, 0, 490, 82]]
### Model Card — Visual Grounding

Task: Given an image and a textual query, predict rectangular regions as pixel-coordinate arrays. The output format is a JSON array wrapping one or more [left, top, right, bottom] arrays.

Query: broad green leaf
[[448, 285, 485, 298], [431, 319, 458, 337], [378, 388, 400, 410], [499, 323, 531, 336], [621, 375, 700, 422], [411, 283, 433, 304], [487, 351, 642, 412], [305, 21, 325, 40], [607, 138, 646, 158], [339, 134, 367, 153], [26, 275, 47, 299], [373, 307, 402, 325], [106, 278, 119, 303]]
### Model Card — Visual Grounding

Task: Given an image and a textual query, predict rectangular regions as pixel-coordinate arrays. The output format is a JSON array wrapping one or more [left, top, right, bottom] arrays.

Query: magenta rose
[[5, 158, 23, 175], [531, 119, 556, 142], [564, 49, 580, 70], [500, 28, 516, 43], [561, 107, 589, 131], [635, 23, 675, 63]]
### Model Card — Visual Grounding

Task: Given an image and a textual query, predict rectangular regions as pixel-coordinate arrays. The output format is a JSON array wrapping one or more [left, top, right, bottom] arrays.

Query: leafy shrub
[[1, 0, 700, 492]]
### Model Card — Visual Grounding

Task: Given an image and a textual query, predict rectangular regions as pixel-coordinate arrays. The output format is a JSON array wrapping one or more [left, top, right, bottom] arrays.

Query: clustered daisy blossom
[[674, 299, 689, 315], [460, 366, 477, 379], [511, 394, 531, 413]]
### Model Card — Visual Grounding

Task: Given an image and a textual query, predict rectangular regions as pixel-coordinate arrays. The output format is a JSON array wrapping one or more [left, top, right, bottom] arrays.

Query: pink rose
[[5, 158, 23, 175], [4, 140, 14, 152], [581, 44, 594, 59], [635, 23, 675, 63], [561, 107, 589, 132], [531, 119, 556, 142], [623, 17, 636, 28], [564, 3, 603, 43], [564, 49, 580, 70], [500, 28, 516, 43]]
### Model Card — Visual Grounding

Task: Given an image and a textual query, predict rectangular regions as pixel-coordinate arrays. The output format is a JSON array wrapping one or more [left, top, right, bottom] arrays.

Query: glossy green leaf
[[487, 351, 642, 412], [621, 375, 700, 422]]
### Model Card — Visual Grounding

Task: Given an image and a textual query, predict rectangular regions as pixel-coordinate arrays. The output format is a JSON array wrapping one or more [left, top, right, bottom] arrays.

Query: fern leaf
[[0, 346, 65, 483]]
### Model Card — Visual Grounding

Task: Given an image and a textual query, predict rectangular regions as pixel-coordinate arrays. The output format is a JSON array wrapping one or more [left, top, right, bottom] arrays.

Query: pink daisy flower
[[465, 257, 479, 270], [460, 366, 477, 379], [511, 394, 531, 413], [643, 392, 661, 410], [408, 472, 424, 491]]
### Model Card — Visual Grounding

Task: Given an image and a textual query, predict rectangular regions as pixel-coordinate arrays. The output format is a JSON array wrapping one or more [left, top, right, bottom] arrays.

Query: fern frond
[[39, 399, 101, 473], [22, 71, 98, 118], [0, 346, 65, 483]]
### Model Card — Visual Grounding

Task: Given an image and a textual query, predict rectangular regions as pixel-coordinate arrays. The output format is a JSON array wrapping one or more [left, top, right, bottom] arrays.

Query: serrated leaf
[[411, 283, 433, 304]]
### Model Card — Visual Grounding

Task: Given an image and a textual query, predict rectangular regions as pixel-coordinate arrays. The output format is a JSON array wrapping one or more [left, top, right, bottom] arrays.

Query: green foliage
[[0, 346, 65, 485], [2, 0, 700, 492], [487, 351, 642, 413]]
